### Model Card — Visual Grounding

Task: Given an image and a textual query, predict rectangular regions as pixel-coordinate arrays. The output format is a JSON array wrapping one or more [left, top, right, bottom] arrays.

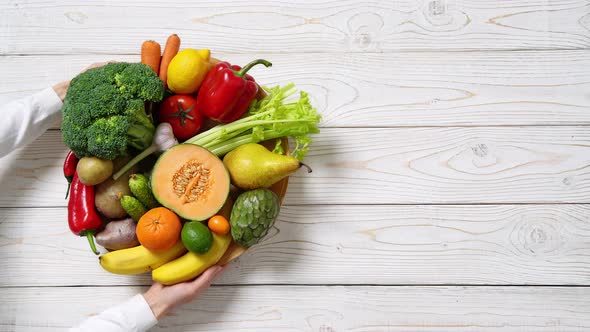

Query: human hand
[[81, 61, 114, 73], [53, 61, 114, 101], [142, 265, 228, 320]]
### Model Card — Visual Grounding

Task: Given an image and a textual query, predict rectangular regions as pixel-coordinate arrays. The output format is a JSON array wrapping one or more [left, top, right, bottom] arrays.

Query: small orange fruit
[[136, 207, 182, 252], [208, 215, 230, 235]]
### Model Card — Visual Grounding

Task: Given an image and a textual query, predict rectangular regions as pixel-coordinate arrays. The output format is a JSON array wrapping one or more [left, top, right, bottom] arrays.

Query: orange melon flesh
[[151, 144, 230, 221]]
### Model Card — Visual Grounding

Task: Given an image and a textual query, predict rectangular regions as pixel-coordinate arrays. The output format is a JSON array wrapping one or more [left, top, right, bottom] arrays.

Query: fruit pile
[[61, 34, 320, 285]]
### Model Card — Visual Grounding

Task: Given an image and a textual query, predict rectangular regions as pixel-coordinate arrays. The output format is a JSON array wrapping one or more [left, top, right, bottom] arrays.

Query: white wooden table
[[1, 1, 590, 331]]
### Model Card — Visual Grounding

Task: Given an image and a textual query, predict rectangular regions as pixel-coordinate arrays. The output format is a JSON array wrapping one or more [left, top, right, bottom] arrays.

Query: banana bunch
[[99, 241, 187, 275], [153, 233, 231, 285], [99, 233, 231, 284]]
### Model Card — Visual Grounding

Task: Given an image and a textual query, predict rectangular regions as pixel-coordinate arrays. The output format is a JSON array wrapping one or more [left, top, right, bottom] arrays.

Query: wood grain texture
[[2, 51, 590, 127], [2, 0, 590, 329], [1, 0, 590, 55], [1, 285, 589, 331], [1, 127, 589, 207], [1, 205, 589, 287]]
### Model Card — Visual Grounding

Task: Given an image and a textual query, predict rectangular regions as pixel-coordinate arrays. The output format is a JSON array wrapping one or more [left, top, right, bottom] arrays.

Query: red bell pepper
[[68, 172, 102, 255], [63, 150, 78, 200], [196, 59, 272, 123]]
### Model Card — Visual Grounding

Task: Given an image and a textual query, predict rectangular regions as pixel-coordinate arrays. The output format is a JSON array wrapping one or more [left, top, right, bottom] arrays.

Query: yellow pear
[[223, 143, 311, 190]]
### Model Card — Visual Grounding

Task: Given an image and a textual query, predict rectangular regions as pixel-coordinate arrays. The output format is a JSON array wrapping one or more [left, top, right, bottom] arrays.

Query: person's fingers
[[189, 265, 225, 291], [205, 265, 227, 281], [208, 264, 228, 281], [147, 282, 164, 293], [199, 265, 222, 283]]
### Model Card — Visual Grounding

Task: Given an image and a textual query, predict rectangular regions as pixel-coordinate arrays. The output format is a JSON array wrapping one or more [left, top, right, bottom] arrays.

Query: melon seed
[[172, 160, 210, 202]]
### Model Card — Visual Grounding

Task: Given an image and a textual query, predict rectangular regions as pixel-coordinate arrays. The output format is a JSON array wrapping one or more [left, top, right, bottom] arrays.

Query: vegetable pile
[[61, 34, 321, 285]]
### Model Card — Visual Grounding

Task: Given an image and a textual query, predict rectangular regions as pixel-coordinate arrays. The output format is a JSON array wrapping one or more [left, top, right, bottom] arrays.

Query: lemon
[[167, 48, 211, 94]]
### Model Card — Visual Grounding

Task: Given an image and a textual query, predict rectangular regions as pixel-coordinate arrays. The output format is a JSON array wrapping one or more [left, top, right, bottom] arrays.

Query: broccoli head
[[61, 62, 164, 160]]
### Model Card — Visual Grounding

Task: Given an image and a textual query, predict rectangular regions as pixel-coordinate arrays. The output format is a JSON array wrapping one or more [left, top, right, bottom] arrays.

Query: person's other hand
[[53, 61, 114, 101], [142, 265, 228, 320], [81, 61, 113, 73]]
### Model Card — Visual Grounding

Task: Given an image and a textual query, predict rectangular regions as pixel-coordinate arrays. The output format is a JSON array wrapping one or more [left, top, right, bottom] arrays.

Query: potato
[[95, 171, 132, 219], [77, 157, 113, 186], [95, 218, 139, 250]]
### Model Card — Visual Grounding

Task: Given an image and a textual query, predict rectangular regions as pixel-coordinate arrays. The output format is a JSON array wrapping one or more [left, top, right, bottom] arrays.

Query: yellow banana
[[100, 241, 187, 275], [152, 233, 231, 285]]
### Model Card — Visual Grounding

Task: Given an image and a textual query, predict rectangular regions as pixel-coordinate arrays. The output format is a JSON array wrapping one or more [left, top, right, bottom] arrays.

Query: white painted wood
[[2, 51, 590, 127], [1, 285, 589, 331], [2, 0, 590, 329], [1, 205, 589, 287], [1, 0, 590, 55], [0, 127, 588, 207]]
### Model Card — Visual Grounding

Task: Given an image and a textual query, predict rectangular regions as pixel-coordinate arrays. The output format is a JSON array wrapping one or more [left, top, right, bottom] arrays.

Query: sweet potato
[[95, 218, 139, 250]]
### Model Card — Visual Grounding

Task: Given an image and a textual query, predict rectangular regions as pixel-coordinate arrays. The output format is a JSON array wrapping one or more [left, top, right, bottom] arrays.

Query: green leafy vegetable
[[186, 84, 321, 160], [271, 139, 285, 155]]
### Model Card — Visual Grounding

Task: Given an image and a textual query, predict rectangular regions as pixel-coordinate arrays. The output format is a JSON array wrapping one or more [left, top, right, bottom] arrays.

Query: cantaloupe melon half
[[151, 144, 230, 221]]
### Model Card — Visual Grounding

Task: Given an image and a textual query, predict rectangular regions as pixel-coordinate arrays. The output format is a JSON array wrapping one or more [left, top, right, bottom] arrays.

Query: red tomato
[[158, 95, 204, 141]]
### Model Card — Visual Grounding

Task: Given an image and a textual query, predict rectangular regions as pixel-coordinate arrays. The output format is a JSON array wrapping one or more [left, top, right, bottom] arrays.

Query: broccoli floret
[[62, 99, 94, 129], [115, 63, 165, 102], [68, 67, 112, 96], [88, 84, 127, 120], [99, 62, 129, 81], [86, 116, 128, 160], [125, 98, 146, 114], [60, 62, 164, 160], [61, 118, 88, 155]]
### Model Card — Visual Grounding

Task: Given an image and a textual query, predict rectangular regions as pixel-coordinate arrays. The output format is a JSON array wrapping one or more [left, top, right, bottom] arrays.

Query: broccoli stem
[[113, 144, 158, 180], [127, 111, 155, 151], [111, 111, 156, 180]]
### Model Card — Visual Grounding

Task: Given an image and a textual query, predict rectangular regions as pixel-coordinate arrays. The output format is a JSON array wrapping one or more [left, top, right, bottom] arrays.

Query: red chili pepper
[[68, 172, 101, 255], [63, 151, 78, 200], [196, 59, 272, 123]]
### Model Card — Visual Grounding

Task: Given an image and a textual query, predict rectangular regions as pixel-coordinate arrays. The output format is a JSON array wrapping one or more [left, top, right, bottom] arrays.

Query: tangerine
[[208, 215, 230, 235], [136, 207, 182, 252]]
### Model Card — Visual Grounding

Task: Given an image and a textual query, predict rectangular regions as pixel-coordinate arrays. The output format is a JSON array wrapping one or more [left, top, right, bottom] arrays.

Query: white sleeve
[[0, 87, 63, 158], [69, 294, 158, 332]]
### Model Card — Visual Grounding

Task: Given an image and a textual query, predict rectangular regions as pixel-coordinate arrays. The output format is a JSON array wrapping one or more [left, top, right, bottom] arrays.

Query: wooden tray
[[218, 138, 289, 264]]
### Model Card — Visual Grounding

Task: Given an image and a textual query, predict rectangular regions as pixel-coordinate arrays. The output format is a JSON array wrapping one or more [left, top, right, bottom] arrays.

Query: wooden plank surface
[[1, 0, 590, 55], [1, 286, 589, 331], [0, 127, 588, 207], [2, 51, 590, 127], [2, 0, 590, 330], [1, 204, 589, 287]]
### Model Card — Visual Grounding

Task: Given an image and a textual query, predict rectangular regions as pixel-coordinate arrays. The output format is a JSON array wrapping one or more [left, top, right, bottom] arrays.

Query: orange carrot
[[141, 40, 161, 74], [159, 34, 181, 85]]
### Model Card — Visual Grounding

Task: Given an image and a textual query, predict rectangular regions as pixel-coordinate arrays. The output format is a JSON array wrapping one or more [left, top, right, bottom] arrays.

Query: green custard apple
[[230, 188, 280, 247]]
